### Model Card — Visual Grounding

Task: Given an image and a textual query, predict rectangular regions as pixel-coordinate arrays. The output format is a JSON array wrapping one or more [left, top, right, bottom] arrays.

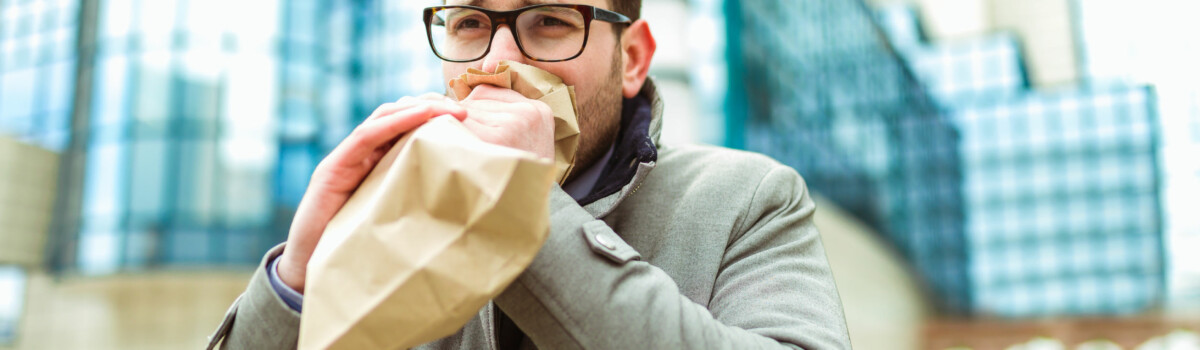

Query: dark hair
[[610, 0, 641, 22]]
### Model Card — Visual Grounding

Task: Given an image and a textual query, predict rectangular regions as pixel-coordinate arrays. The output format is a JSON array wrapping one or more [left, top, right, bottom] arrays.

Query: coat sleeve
[[207, 244, 302, 350], [494, 165, 852, 349]]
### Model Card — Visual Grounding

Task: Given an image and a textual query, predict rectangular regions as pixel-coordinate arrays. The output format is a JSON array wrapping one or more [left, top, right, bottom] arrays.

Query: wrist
[[276, 253, 307, 293]]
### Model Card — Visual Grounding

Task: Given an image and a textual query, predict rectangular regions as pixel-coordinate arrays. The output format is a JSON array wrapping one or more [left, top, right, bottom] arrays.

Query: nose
[[479, 25, 528, 73]]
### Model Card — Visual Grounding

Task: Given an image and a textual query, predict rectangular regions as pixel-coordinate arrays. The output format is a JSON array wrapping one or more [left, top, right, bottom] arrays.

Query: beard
[[570, 49, 625, 180]]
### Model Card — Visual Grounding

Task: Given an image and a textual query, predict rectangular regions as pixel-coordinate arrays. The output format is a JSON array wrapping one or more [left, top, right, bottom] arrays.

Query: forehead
[[445, 0, 609, 10]]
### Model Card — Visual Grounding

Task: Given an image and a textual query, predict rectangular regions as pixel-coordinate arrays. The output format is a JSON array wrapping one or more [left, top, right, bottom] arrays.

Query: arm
[[208, 244, 301, 350], [268, 255, 305, 312], [207, 92, 551, 349], [494, 166, 851, 349]]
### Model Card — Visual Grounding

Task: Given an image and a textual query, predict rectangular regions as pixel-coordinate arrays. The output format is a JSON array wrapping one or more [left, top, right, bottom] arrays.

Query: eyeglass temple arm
[[593, 8, 632, 24]]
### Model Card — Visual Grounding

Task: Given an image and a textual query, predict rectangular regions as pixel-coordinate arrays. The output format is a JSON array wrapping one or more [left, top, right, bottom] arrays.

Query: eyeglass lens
[[430, 7, 588, 61]]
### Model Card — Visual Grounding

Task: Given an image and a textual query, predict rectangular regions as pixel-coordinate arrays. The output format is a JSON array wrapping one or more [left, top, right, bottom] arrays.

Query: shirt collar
[[562, 142, 615, 200]]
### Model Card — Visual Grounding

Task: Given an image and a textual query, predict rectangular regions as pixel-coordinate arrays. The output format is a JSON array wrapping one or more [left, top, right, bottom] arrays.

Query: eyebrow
[[462, 0, 559, 8]]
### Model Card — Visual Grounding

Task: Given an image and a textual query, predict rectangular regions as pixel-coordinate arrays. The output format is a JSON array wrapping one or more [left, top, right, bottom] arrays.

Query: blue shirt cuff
[[267, 255, 305, 312]]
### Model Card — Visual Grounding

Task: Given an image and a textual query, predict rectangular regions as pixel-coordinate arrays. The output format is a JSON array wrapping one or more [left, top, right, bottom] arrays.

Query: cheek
[[563, 51, 619, 103], [442, 63, 468, 83]]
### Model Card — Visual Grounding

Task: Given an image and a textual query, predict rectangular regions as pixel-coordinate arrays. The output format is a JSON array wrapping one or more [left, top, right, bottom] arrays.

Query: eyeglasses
[[423, 4, 632, 63]]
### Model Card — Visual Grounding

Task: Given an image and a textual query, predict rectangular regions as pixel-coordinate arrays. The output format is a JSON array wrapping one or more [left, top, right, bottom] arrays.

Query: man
[[209, 0, 851, 348]]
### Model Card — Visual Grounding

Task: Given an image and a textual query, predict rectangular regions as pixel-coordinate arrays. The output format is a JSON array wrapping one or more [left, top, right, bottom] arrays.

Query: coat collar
[[578, 78, 663, 217]]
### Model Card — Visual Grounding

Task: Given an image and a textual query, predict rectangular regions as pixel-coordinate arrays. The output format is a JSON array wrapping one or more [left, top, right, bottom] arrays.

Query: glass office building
[[1, 0, 78, 341], [1074, 0, 1200, 305], [70, 0, 311, 271], [0, 0, 77, 151], [727, 0, 1169, 316], [58, 0, 450, 272], [0, 0, 447, 273], [728, 0, 972, 314], [876, 4, 1165, 316]]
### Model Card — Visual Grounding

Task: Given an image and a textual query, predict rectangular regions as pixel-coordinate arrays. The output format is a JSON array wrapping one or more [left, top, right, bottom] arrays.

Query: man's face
[[441, 0, 626, 176]]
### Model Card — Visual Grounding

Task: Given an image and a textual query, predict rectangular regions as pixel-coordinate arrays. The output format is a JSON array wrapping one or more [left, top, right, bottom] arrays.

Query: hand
[[277, 93, 467, 293], [458, 84, 556, 160]]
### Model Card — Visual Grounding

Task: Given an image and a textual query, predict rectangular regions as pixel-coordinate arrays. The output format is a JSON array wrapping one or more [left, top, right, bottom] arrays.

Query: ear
[[620, 20, 656, 99]]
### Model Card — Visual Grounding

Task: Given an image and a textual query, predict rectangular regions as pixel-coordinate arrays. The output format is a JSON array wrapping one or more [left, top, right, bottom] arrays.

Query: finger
[[359, 103, 467, 147], [460, 116, 496, 132], [408, 92, 454, 102], [392, 93, 450, 106], [366, 93, 459, 121], [328, 103, 467, 165], [366, 102, 408, 121], [464, 84, 527, 103], [526, 100, 553, 121], [462, 108, 512, 127]]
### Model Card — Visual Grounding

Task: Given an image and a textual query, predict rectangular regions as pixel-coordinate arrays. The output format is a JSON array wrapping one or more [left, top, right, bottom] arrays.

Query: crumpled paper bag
[[298, 116, 554, 350], [298, 62, 581, 350], [448, 60, 581, 183]]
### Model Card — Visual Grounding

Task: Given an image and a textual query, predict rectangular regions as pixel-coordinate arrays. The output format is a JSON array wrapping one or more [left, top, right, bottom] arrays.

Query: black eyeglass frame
[[423, 4, 633, 63]]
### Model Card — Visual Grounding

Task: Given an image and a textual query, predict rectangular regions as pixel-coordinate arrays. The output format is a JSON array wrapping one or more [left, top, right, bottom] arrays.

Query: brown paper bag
[[299, 116, 553, 350], [298, 62, 580, 350]]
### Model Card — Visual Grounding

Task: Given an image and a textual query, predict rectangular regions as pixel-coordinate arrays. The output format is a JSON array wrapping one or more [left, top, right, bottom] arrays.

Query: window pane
[[136, 0, 177, 49], [127, 139, 166, 221], [0, 67, 35, 122], [82, 142, 124, 221], [100, 0, 133, 37], [0, 266, 24, 345], [177, 139, 218, 224], [133, 52, 172, 122], [91, 56, 129, 129], [78, 230, 119, 274]]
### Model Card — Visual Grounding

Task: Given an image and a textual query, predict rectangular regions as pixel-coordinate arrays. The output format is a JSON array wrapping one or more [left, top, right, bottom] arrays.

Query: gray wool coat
[[208, 80, 852, 349]]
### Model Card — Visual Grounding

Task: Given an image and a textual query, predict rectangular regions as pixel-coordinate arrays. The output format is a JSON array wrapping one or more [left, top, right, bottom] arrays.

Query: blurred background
[[0, 0, 1197, 348]]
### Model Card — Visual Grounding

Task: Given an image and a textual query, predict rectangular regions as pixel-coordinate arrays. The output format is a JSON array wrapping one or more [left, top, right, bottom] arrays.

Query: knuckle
[[414, 104, 436, 117], [526, 100, 551, 116], [314, 158, 336, 175], [346, 127, 371, 147], [419, 92, 446, 100], [370, 103, 392, 117], [373, 101, 420, 121]]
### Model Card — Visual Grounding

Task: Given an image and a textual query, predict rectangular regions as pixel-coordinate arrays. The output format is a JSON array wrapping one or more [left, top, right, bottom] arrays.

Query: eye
[[537, 15, 571, 27], [456, 18, 486, 30]]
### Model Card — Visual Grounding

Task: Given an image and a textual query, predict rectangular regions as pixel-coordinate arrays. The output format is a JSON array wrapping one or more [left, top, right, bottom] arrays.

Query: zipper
[[485, 302, 499, 350]]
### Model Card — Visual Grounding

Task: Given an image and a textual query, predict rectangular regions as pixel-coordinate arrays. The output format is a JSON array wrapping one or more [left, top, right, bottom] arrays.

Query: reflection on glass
[[0, 266, 23, 345]]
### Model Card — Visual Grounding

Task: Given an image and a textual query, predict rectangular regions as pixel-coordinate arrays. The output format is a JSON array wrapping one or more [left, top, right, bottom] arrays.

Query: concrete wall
[[0, 137, 57, 267], [988, 0, 1081, 87], [815, 196, 931, 350], [3, 270, 250, 350]]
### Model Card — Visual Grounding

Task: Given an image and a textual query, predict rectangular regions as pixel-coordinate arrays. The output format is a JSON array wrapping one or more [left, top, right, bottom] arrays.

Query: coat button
[[595, 234, 617, 250]]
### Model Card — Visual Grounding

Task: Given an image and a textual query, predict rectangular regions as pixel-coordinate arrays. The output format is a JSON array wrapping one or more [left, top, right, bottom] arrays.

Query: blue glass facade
[[878, 6, 1164, 317], [6, 0, 447, 273], [725, 0, 1167, 316], [353, 1, 444, 118], [876, 6, 1029, 106], [955, 86, 1162, 316], [76, 0, 298, 271], [0, 0, 78, 151], [1074, 0, 1200, 306], [728, 0, 972, 314]]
